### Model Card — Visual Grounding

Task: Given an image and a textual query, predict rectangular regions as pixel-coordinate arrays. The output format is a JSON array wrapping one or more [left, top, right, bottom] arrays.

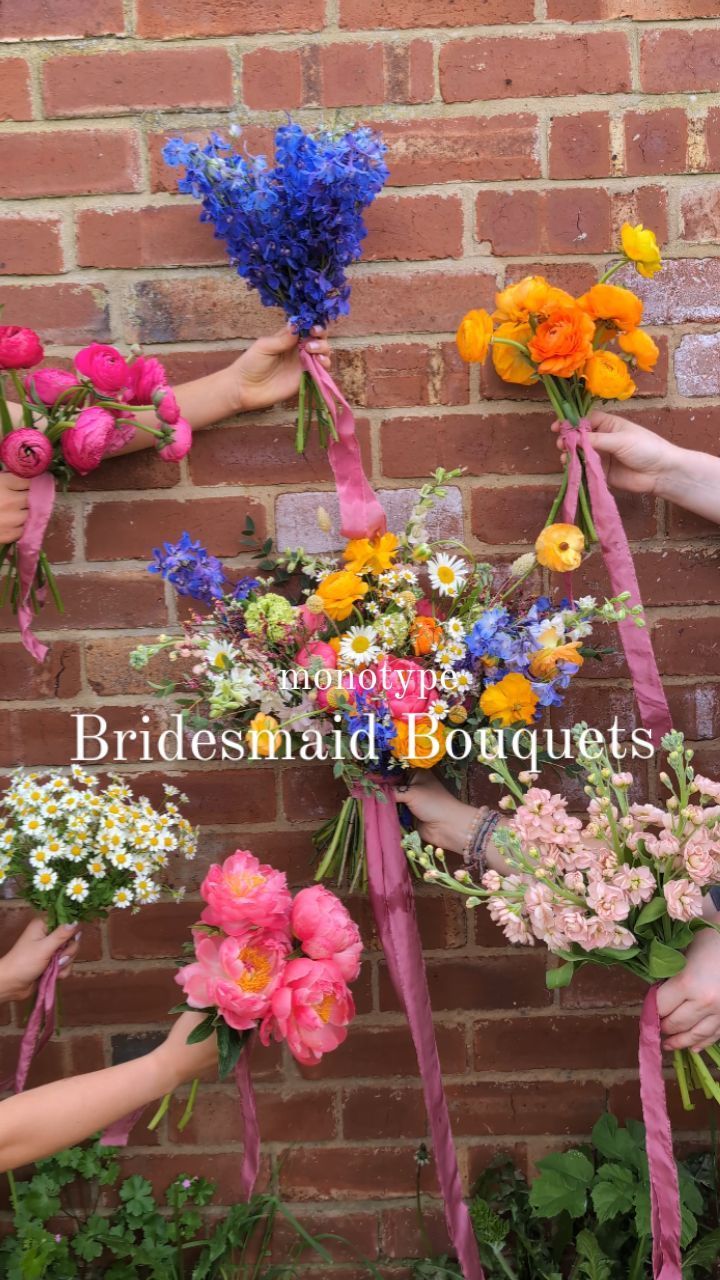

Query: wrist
[[0, 959, 14, 1003], [654, 444, 703, 504], [147, 1042, 183, 1095]]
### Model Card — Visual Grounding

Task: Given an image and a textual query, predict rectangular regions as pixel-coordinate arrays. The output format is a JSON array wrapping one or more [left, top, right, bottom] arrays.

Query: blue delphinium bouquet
[[163, 122, 388, 453]]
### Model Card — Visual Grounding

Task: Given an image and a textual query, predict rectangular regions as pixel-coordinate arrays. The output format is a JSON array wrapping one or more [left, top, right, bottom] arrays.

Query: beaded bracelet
[[461, 806, 488, 865], [464, 809, 501, 879]]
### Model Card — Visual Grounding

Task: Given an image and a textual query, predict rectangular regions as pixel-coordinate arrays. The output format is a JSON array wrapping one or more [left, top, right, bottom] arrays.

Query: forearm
[[657, 448, 720, 524]]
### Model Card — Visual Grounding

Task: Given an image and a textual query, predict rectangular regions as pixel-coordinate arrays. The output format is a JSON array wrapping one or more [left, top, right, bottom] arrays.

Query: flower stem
[[674, 1050, 694, 1112], [176, 1076, 199, 1133], [147, 1091, 172, 1131]]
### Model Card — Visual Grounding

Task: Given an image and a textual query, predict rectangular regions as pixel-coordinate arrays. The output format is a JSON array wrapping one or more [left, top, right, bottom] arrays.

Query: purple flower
[[149, 532, 227, 605]]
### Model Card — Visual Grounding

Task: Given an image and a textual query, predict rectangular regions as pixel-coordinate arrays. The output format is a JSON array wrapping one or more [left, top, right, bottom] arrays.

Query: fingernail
[[308, 342, 319, 352], [311, 325, 323, 335], [58, 955, 71, 969], [62, 923, 76, 932]]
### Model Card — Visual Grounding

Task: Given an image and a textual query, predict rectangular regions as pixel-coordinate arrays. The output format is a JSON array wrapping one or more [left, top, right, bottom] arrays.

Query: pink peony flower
[[259, 956, 354, 1066], [664, 877, 704, 922], [74, 343, 129, 395], [155, 386, 180, 425], [0, 428, 53, 478], [176, 930, 289, 1030], [291, 885, 363, 981], [374, 654, 433, 719], [25, 368, 79, 407], [200, 849, 292, 937], [176, 933, 225, 1008], [127, 355, 167, 404], [60, 406, 115, 475], [0, 325, 43, 370], [158, 417, 192, 462]]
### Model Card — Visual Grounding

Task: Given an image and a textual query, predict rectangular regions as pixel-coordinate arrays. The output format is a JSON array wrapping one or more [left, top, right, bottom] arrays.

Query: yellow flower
[[618, 328, 659, 373], [582, 350, 636, 401], [343, 532, 399, 576], [391, 717, 447, 769], [316, 570, 369, 621], [246, 713, 283, 757], [491, 321, 538, 386], [529, 641, 584, 680], [577, 283, 643, 333], [479, 673, 538, 728], [621, 222, 662, 279], [535, 523, 585, 572], [456, 309, 493, 363]]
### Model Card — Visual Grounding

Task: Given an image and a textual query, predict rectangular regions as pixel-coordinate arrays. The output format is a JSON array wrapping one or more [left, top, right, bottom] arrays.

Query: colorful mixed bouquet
[[405, 726, 720, 1111], [163, 121, 388, 454], [132, 473, 638, 890], [0, 325, 191, 658]]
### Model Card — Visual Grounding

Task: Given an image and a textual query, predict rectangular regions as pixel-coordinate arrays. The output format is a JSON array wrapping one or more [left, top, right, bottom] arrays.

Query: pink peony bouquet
[[405, 725, 720, 1111], [175, 849, 362, 1079], [0, 324, 192, 656]]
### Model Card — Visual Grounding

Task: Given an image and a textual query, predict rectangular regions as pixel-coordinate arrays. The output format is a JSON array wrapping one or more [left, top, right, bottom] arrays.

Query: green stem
[[545, 459, 570, 527], [415, 1163, 433, 1259], [6, 1169, 19, 1217], [674, 1050, 694, 1112], [599, 258, 627, 284], [296, 370, 308, 453], [690, 1051, 720, 1105], [147, 1091, 172, 1131], [176, 1076, 199, 1133]]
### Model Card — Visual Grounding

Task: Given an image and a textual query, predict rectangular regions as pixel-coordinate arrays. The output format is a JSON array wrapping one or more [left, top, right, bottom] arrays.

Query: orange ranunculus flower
[[411, 614, 443, 656], [316, 570, 369, 622], [618, 328, 659, 373], [621, 222, 662, 279], [577, 283, 643, 333], [246, 713, 284, 757], [527, 307, 595, 378], [456, 309, 493, 363], [535, 523, 585, 572], [529, 640, 584, 680], [493, 276, 576, 324], [491, 321, 538, 385], [479, 673, 538, 728], [343, 532, 399, 576], [391, 716, 447, 769], [583, 350, 636, 401], [328, 636, 342, 656]]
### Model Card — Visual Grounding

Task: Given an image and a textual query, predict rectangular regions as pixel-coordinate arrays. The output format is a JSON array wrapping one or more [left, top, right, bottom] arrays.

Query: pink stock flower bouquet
[[405, 725, 720, 1112]]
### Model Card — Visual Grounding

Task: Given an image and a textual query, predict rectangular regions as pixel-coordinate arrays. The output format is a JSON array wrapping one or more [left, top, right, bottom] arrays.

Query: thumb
[[257, 325, 300, 355], [584, 431, 625, 457], [38, 921, 79, 962]]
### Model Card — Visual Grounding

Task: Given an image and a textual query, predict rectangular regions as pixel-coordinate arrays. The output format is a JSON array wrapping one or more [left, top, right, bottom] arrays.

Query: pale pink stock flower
[[694, 776, 720, 803], [503, 917, 534, 945], [613, 865, 656, 906], [608, 926, 637, 951], [482, 870, 502, 892], [260, 956, 355, 1065], [200, 849, 292, 936], [630, 803, 667, 826], [586, 880, 630, 923], [611, 773, 634, 787], [682, 843, 716, 886], [563, 870, 586, 894], [291, 884, 363, 981], [576, 915, 615, 952], [664, 878, 704, 922]]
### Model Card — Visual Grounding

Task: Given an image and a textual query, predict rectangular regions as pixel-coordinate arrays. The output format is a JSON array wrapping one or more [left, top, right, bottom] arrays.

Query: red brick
[[72, 446, 180, 493], [640, 29, 720, 94], [0, 641, 81, 701], [0, 0, 124, 37], [549, 0, 718, 13], [120, 1152, 260, 1203], [611, 183, 669, 248], [447, 1080, 607, 1135], [440, 33, 631, 102], [705, 106, 720, 173], [383, 39, 434, 106], [0, 283, 109, 344], [75, 205, 225, 270], [243, 48, 303, 111], [83, 635, 177, 698], [279, 1145, 431, 1200], [381, 412, 559, 480], [680, 186, 720, 243], [0, 129, 141, 198], [0, 1033, 105, 1089], [337, 341, 468, 408], [0, 215, 64, 275], [381, 115, 540, 186], [549, 111, 612, 180], [169, 1085, 338, 1144], [353, 890, 468, 952], [300, 1022, 467, 1080], [365, 194, 463, 262], [675, 331, 720, 398], [319, 42, 386, 108], [0, 58, 32, 122], [0, 705, 172, 767], [560, 964, 647, 1010], [147, 125, 276, 194], [342, 1085, 426, 1139], [144, 768, 278, 826], [380, 955, 551, 1013], [84, 495, 266, 561], [341, 0, 532, 24], [137, 0, 324, 36], [652, 616, 720, 679], [14, 571, 166, 631], [128, 276, 273, 344], [624, 109, 688, 177], [473, 1014, 639, 1071], [189, 417, 371, 486], [633, 406, 720, 457], [608, 1078, 718, 1134], [476, 187, 611, 256], [108, 900, 200, 960], [341, 271, 496, 337], [42, 49, 233, 118], [666, 684, 720, 742]]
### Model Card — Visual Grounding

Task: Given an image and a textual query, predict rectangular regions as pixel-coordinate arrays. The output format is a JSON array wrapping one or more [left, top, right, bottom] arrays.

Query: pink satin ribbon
[[0, 952, 60, 1094], [363, 788, 484, 1280], [236, 1047, 260, 1200], [299, 348, 387, 541], [559, 420, 672, 746], [15, 471, 56, 664], [639, 987, 682, 1280], [100, 1105, 146, 1148]]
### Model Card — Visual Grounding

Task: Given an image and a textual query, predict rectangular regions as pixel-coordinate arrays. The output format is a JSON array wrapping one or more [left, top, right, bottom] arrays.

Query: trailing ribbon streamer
[[0, 951, 60, 1094], [15, 471, 56, 664], [236, 1047, 261, 1200], [363, 788, 484, 1280], [559, 420, 672, 745], [639, 986, 682, 1280], [299, 348, 387, 541], [100, 1106, 146, 1149]]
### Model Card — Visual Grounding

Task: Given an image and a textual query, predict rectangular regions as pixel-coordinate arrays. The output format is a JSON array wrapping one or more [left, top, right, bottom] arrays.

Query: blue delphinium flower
[[162, 122, 389, 334], [149, 532, 227, 604], [233, 576, 260, 601]]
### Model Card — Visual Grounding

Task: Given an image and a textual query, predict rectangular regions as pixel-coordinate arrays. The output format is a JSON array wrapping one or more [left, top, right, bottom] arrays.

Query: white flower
[[66, 877, 89, 904], [33, 868, 58, 893], [443, 618, 465, 641], [205, 637, 239, 671], [22, 815, 47, 838], [129, 856, 152, 877], [453, 670, 474, 694], [44, 837, 67, 859], [576, 595, 597, 611], [340, 626, 381, 668], [447, 642, 467, 663], [134, 876, 160, 903], [71, 765, 98, 786], [65, 842, 87, 863], [108, 848, 132, 870], [87, 857, 106, 878], [0, 831, 15, 851], [428, 554, 468, 598], [113, 887, 133, 909], [29, 849, 54, 870], [429, 699, 449, 720]]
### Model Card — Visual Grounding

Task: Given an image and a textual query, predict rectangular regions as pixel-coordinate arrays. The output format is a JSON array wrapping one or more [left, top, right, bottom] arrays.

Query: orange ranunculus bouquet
[[456, 223, 662, 545]]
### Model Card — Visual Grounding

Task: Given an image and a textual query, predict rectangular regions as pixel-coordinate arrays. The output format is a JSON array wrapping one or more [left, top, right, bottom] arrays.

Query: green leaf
[[633, 896, 667, 932], [683, 1227, 720, 1275], [648, 938, 686, 979], [186, 1013, 216, 1045], [216, 1021, 247, 1081], [591, 1114, 645, 1169], [571, 1229, 612, 1280], [591, 1163, 636, 1222], [546, 961, 576, 989], [530, 1150, 594, 1218]]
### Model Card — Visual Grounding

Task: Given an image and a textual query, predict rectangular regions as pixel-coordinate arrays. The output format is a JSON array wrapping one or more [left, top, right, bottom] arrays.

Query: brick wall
[[2, 2, 720, 1272]]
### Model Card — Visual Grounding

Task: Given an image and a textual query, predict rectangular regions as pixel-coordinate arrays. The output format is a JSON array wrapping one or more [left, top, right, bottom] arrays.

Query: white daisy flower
[[65, 842, 87, 863], [66, 877, 89, 904], [429, 699, 449, 720], [29, 849, 54, 870], [340, 625, 382, 667], [22, 815, 47, 838], [0, 831, 15, 851], [134, 876, 160, 904], [205, 637, 239, 672], [109, 848, 132, 870], [129, 856, 152, 877], [454, 670, 474, 693], [436, 647, 457, 669], [448, 642, 467, 662], [33, 868, 58, 892], [113, 887, 134, 909], [87, 857, 106, 879], [428, 554, 468, 598], [61, 794, 81, 813], [44, 837, 67, 859], [444, 618, 466, 640]]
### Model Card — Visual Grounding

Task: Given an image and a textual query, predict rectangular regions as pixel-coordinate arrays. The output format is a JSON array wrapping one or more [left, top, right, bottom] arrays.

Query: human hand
[[657, 925, 720, 1051], [232, 324, 332, 414], [152, 1011, 219, 1091], [0, 918, 80, 1003], [551, 410, 681, 497], [393, 772, 477, 855], [0, 473, 30, 543]]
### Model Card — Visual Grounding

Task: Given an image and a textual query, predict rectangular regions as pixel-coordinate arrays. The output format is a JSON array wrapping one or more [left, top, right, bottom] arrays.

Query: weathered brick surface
[[1, 4, 720, 1263]]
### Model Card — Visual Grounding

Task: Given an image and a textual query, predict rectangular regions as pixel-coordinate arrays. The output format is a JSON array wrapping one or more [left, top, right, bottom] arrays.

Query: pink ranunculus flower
[[200, 849, 292, 937], [0, 428, 53, 478], [60, 406, 115, 475], [74, 343, 130, 395], [298, 605, 325, 634], [0, 325, 44, 370], [259, 956, 355, 1066], [158, 417, 192, 462], [291, 885, 363, 981], [25, 368, 79, 407], [104, 414, 138, 456], [127, 355, 167, 404], [664, 877, 704, 922], [374, 654, 433, 720], [155, 386, 180, 425]]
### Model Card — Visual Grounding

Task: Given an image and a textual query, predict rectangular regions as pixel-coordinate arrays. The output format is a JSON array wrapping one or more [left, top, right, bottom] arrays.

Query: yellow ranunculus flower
[[456, 309, 494, 363], [391, 717, 447, 769], [343, 532, 399, 576], [582, 350, 636, 401], [491, 321, 538, 385], [535, 523, 585, 572], [316, 570, 369, 621], [246, 713, 283, 757], [577, 283, 643, 333], [479, 673, 538, 728], [621, 222, 662, 279], [529, 641, 584, 680], [618, 328, 660, 373]]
